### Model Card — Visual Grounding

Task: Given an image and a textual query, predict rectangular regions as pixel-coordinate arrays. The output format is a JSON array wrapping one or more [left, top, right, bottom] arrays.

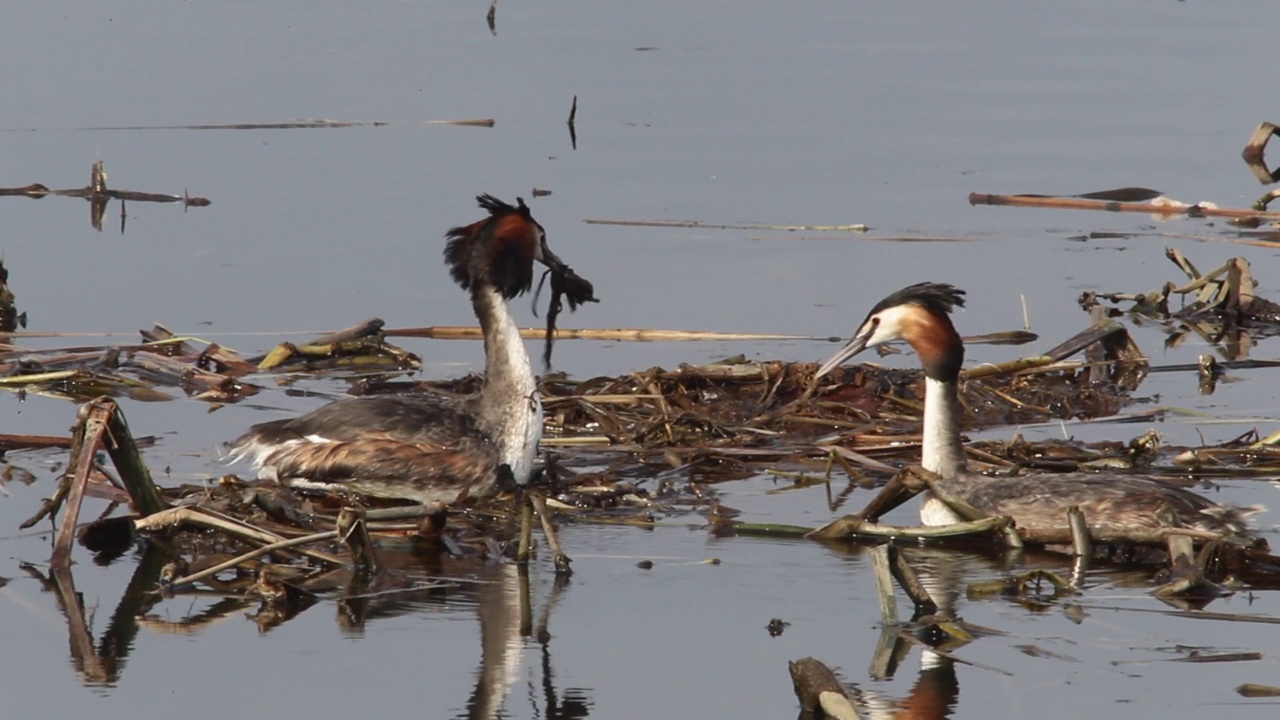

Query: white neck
[[472, 285, 542, 484], [921, 376, 967, 478]]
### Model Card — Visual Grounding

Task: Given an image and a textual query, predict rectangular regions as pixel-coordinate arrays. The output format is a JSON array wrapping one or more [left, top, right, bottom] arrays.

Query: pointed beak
[[537, 242, 567, 273], [815, 332, 871, 378]]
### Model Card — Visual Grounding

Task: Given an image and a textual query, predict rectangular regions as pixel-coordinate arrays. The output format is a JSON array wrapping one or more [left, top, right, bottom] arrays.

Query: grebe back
[[816, 282, 1259, 536], [230, 195, 585, 504]]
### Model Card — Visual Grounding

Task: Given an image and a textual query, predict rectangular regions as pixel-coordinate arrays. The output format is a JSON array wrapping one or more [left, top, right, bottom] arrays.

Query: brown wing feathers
[[263, 436, 499, 495]]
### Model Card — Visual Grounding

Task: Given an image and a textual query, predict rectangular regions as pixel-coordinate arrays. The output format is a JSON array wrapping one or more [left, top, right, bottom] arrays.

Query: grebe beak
[[536, 242, 568, 274], [815, 331, 871, 379]]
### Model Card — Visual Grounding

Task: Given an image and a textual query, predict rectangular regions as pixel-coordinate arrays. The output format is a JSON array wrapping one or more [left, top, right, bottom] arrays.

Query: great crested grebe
[[229, 194, 584, 505], [816, 282, 1258, 535]]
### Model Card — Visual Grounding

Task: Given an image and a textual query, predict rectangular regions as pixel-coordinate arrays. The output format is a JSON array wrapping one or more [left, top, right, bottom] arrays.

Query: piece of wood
[[788, 657, 861, 719], [51, 403, 109, 567], [98, 398, 167, 518], [871, 544, 899, 625], [337, 506, 380, 575], [970, 192, 1280, 221]]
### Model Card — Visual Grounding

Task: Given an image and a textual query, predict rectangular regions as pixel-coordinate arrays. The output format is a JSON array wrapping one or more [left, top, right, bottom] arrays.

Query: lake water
[[4, 1, 1280, 717]]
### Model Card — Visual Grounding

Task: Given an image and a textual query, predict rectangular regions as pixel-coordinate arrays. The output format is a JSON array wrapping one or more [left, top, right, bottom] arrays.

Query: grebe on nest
[[229, 194, 595, 506], [816, 282, 1259, 536]]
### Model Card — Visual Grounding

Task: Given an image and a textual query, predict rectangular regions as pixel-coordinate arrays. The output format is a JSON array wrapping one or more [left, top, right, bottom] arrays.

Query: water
[[4, 1, 1280, 716]]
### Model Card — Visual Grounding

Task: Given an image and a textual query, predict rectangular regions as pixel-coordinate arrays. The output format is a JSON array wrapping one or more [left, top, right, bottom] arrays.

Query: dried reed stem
[[970, 192, 1280, 220], [163, 530, 340, 589]]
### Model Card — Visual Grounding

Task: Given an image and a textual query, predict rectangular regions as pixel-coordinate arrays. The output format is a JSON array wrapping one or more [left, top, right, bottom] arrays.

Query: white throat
[[921, 376, 966, 477], [919, 376, 968, 526], [473, 285, 542, 484]]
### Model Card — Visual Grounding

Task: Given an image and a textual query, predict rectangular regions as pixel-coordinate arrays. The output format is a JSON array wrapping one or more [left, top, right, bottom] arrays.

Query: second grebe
[[229, 194, 585, 504], [816, 282, 1257, 536]]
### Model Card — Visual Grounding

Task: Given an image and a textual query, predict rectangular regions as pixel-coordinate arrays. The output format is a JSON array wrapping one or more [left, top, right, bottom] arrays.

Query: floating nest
[[6, 299, 1280, 599]]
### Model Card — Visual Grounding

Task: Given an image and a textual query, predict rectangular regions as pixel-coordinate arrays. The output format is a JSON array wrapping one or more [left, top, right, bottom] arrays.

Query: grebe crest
[[817, 282, 966, 382], [445, 195, 563, 300], [818, 282, 1262, 537], [229, 194, 587, 505]]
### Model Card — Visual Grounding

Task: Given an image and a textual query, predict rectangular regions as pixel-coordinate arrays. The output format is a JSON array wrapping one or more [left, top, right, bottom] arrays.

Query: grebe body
[[230, 195, 571, 504], [817, 282, 1257, 535]]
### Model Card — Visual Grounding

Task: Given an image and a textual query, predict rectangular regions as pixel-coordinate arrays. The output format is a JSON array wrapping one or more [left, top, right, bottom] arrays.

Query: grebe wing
[[229, 395, 504, 503], [255, 433, 501, 501], [960, 473, 1229, 533], [235, 395, 484, 448]]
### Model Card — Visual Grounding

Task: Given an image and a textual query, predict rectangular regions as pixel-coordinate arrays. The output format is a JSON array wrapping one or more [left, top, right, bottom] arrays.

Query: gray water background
[[3, 1, 1280, 717]]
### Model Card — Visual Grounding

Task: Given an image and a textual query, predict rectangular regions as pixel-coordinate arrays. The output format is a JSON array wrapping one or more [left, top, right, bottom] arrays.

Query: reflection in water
[[21, 548, 166, 686], [333, 554, 589, 720], [791, 543, 980, 719], [848, 653, 959, 720], [0, 160, 211, 233], [26, 544, 591, 718], [810, 541, 1166, 720], [461, 566, 588, 720]]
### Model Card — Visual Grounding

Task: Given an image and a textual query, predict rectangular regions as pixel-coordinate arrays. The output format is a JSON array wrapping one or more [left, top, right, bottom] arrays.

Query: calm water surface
[[4, 1, 1280, 717]]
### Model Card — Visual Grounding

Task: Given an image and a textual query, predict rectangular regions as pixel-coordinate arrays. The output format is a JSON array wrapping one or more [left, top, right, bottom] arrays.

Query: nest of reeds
[[8, 277, 1280, 598]]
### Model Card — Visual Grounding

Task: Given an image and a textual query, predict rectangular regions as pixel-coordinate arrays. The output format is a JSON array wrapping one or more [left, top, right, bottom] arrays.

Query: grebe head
[[444, 194, 571, 299], [816, 282, 967, 381]]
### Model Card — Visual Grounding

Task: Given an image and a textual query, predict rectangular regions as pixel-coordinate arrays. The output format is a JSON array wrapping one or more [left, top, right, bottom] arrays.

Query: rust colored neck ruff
[[900, 307, 964, 383]]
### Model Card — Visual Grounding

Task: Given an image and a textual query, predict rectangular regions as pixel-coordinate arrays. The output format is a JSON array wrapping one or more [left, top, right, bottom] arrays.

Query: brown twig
[[384, 325, 824, 342], [584, 218, 870, 232], [161, 530, 340, 590], [970, 192, 1280, 221], [134, 506, 344, 565], [337, 506, 380, 575], [51, 402, 109, 567], [516, 488, 534, 564], [870, 544, 899, 625], [97, 398, 167, 517], [1067, 506, 1091, 557], [306, 317, 386, 346], [0, 432, 72, 452], [531, 493, 571, 575]]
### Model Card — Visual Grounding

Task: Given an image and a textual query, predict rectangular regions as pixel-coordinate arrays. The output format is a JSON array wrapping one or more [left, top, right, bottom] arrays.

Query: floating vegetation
[[9, 281, 1280, 639], [969, 189, 1280, 225], [3, 118, 496, 131], [0, 319, 422, 404], [1084, 249, 1280, 376], [0, 254, 23, 333], [0, 161, 210, 232], [1242, 120, 1280, 188], [972, 124, 1280, 234], [1086, 248, 1280, 327], [583, 217, 871, 233]]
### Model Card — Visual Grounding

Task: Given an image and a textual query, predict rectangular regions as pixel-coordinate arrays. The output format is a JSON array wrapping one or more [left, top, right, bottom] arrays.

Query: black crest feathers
[[444, 194, 540, 299], [871, 282, 966, 318]]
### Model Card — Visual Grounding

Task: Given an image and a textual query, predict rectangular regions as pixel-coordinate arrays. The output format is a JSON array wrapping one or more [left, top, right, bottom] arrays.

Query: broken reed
[[970, 191, 1280, 221]]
